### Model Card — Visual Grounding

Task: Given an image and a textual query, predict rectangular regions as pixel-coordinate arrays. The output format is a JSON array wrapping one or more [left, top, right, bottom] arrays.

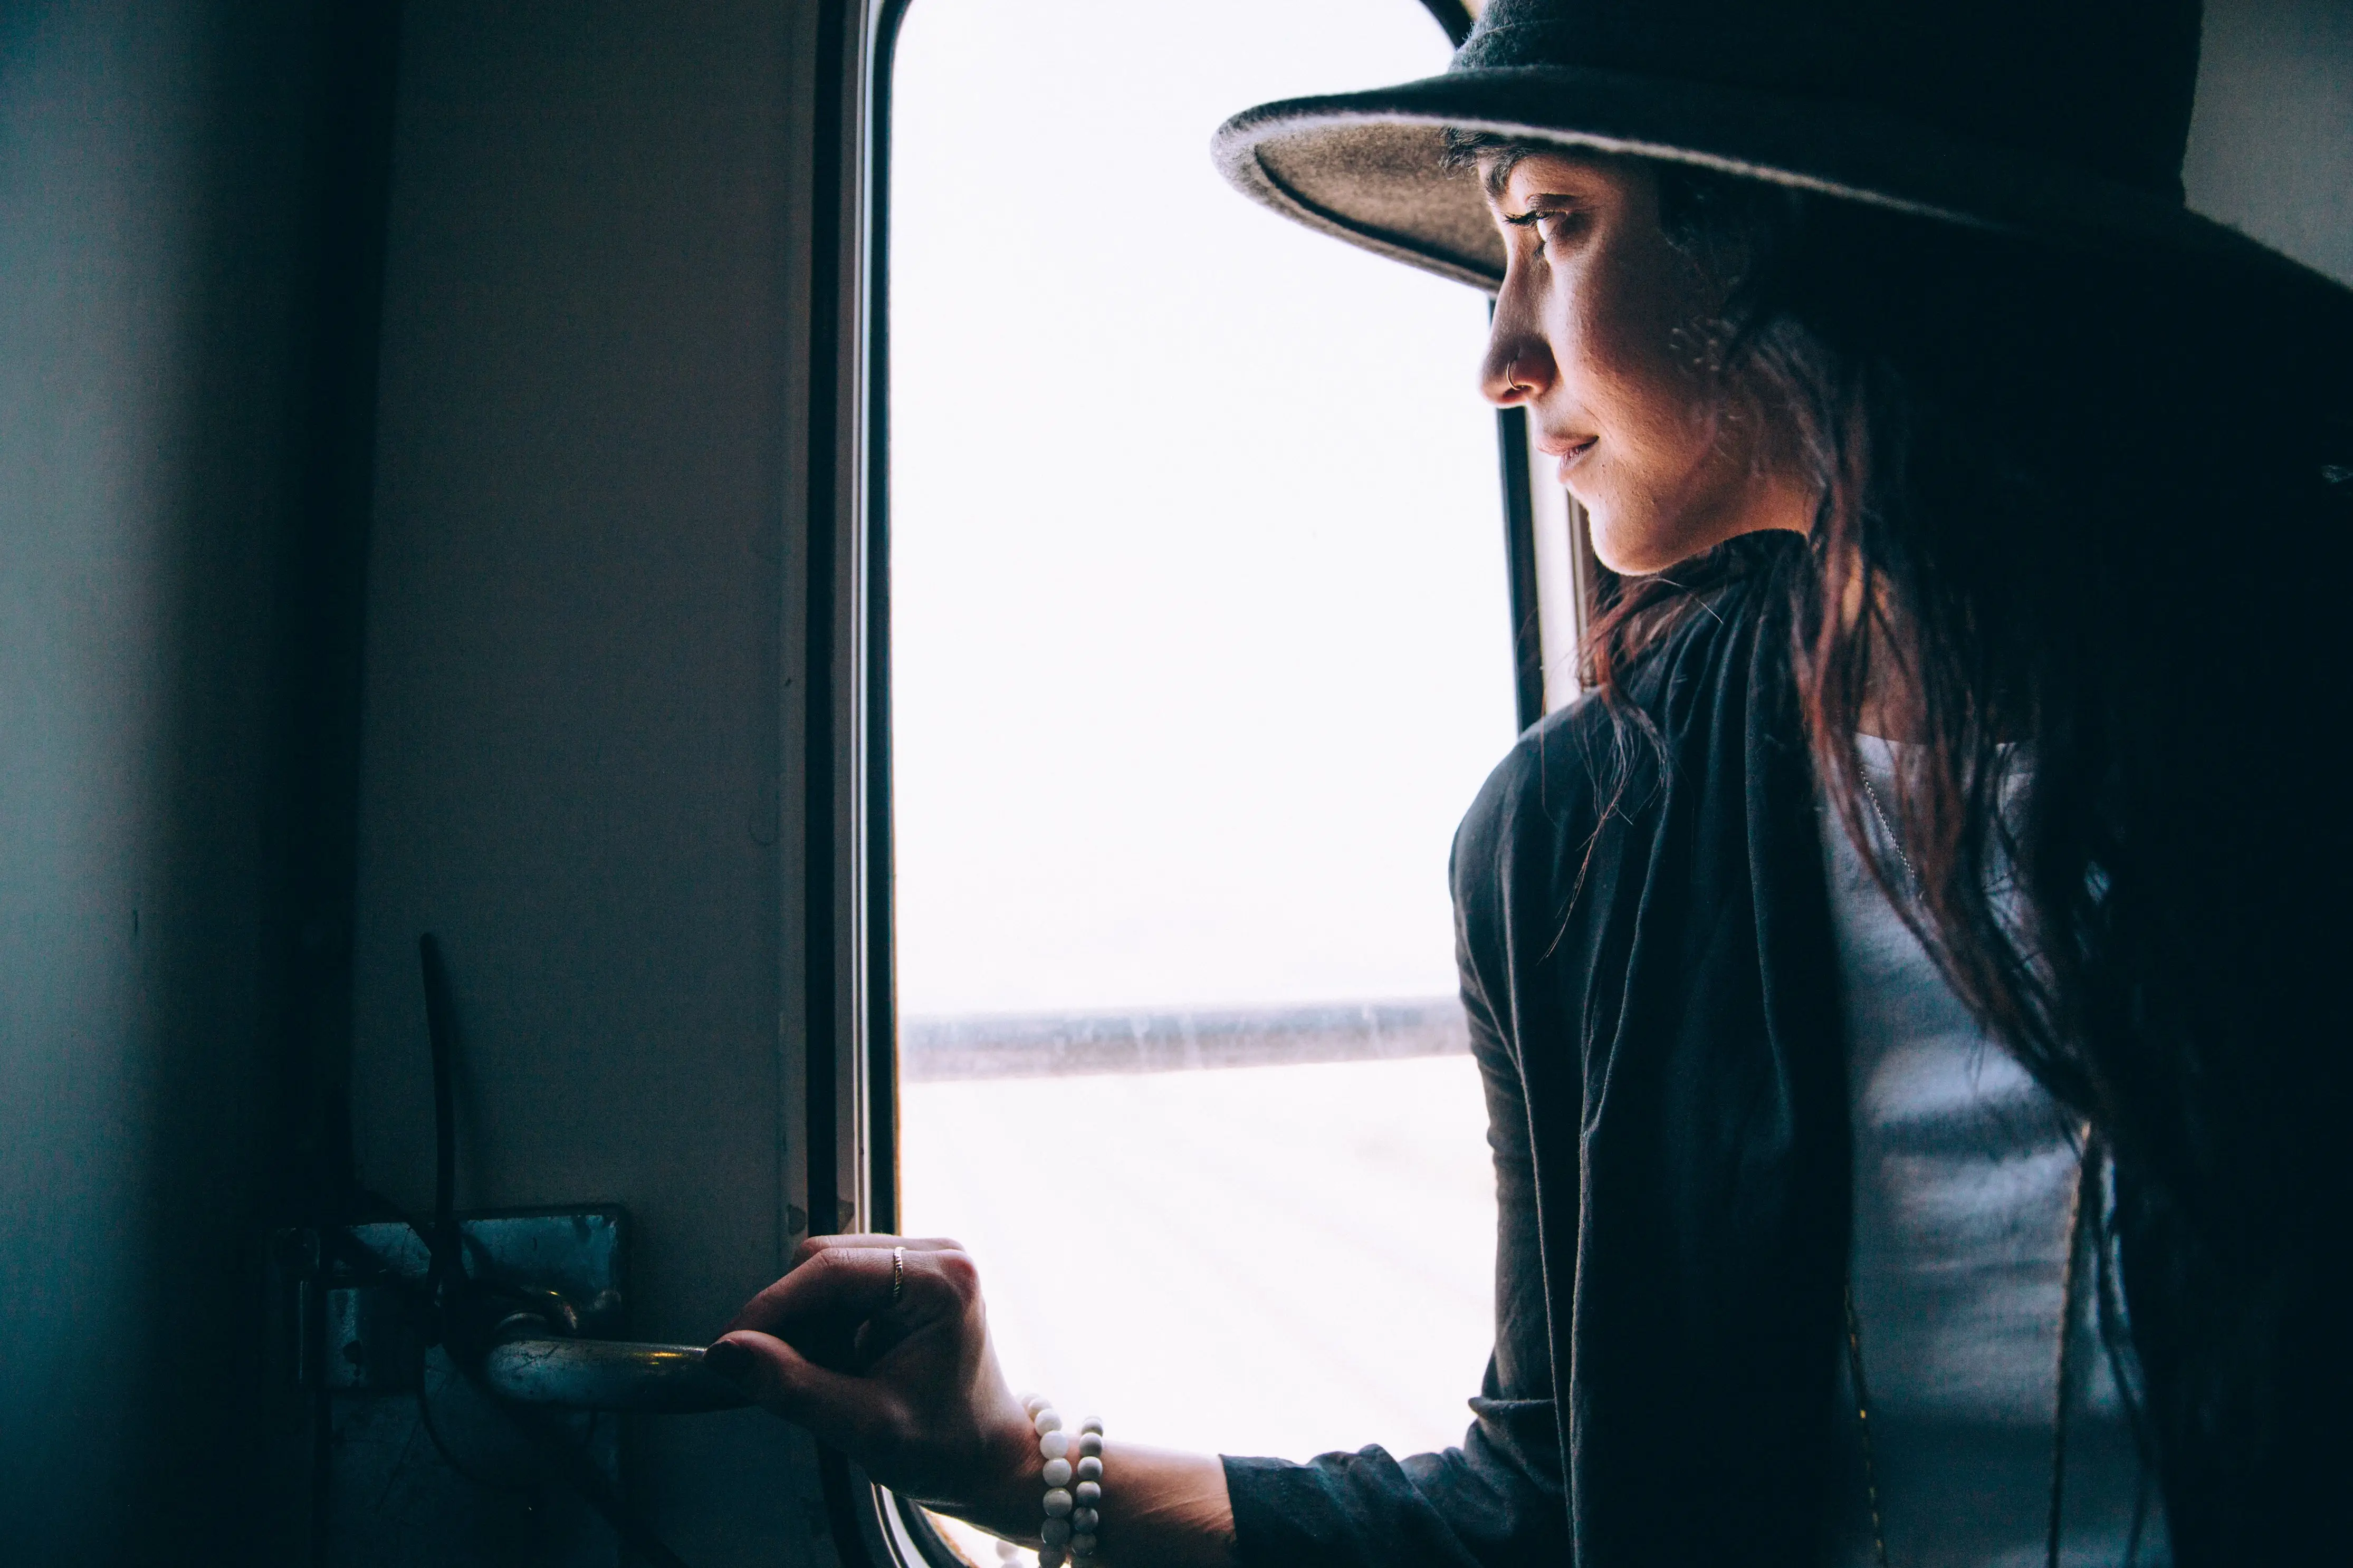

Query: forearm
[[948, 1441, 1237, 1568]]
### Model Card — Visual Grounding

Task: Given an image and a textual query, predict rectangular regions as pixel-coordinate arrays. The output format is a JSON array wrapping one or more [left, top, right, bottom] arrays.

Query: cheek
[[1556, 259, 1743, 570], [1566, 327, 1710, 530], [1567, 266, 1707, 462]]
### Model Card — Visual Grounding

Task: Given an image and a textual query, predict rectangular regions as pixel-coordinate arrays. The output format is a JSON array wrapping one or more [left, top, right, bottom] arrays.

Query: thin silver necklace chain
[[1846, 758, 2092, 1568], [1855, 767, 1918, 900]]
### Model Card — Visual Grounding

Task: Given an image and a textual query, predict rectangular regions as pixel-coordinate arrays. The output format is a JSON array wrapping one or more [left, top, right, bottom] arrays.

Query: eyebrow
[[1481, 148, 1535, 202]]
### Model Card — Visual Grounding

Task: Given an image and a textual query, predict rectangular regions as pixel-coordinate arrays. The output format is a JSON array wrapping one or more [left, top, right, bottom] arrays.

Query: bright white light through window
[[887, 1, 1513, 1546]]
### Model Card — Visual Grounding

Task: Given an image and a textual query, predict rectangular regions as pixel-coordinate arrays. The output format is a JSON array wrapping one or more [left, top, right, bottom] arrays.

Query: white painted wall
[[2186, 0, 2353, 286], [343, 1, 827, 1560], [0, 0, 313, 1557]]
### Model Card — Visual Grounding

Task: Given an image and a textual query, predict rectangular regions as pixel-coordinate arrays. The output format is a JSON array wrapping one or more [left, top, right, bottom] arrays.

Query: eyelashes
[[1504, 206, 1586, 257]]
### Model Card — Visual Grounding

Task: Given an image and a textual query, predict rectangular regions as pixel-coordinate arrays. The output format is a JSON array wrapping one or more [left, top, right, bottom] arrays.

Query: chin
[[1586, 509, 1688, 576], [1590, 501, 1788, 576]]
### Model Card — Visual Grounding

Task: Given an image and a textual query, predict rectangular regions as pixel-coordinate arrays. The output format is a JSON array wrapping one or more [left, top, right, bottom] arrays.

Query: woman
[[708, 2, 2351, 1564]]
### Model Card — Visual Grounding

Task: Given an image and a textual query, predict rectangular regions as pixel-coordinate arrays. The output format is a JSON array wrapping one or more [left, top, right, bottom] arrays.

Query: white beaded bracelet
[[1020, 1394, 1104, 1567]]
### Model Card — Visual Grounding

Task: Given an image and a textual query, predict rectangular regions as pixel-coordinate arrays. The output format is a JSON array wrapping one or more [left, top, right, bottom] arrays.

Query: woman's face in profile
[[1478, 151, 1809, 574]]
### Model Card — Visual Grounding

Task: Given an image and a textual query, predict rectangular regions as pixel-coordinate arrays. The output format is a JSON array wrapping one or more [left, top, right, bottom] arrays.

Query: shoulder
[[1450, 692, 1626, 893], [1447, 688, 1663, 1003], [1449, 561, 1794, 921]]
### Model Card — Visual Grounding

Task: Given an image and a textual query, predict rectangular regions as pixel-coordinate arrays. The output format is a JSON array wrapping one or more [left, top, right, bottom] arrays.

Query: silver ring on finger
[[891, 1245, 906, 1307]]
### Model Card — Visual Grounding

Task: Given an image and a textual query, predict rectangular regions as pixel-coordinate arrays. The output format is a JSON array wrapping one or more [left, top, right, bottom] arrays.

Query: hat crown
[[1452, 0, 2203, 200]]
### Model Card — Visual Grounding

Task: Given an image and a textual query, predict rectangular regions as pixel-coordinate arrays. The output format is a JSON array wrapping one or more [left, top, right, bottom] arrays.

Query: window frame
[[805, 1, 1581, 1560]]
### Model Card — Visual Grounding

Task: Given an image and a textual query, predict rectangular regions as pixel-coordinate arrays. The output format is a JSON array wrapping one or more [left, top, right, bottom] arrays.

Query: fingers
[[795, 1233, 965, 1263], [723, 1246, 893, 1335], [707, 1330, 886, 1451], [723, 1242, 972, 1336]]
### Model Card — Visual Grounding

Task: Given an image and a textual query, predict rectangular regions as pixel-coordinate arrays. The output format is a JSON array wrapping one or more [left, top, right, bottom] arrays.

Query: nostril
[[1482, 336, 1549, 407]]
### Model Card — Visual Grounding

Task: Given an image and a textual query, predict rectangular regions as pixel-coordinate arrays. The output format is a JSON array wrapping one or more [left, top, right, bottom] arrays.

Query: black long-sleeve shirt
[[1216, 553, 2345, 1567], [1222, 565, 1848, 1565]]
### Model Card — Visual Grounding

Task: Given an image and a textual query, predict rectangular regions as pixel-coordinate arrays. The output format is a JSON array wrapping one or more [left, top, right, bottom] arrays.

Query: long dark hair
[[1475, 138, 2353, 1552]]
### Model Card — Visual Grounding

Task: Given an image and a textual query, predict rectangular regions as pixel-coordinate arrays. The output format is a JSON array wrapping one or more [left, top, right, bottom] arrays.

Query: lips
[[1538, 435, 1598, 483]]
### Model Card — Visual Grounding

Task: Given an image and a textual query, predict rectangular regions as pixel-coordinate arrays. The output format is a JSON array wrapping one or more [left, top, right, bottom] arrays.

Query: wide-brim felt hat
[[1213, 0, 2353, 330]]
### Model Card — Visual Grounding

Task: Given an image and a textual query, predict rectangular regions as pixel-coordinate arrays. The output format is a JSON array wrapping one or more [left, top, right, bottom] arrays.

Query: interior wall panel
[[346, 0, 828, 1559], [2186, 0, 2353, 285], [0, 0, 314, 1559]]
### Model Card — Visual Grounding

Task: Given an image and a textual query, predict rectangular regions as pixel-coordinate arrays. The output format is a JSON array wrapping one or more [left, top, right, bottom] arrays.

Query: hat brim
[[1213, 65, 2353, 327]]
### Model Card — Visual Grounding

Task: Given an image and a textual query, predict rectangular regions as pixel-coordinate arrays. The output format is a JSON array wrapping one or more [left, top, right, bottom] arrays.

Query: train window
[[884, 1, 1511, 1555]]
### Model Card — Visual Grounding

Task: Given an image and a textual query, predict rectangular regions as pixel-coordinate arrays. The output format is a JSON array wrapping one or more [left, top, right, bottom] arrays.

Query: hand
[[709, 1235, 1042, 1534]]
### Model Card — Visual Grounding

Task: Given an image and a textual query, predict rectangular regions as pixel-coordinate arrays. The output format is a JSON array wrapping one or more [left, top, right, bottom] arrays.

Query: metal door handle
[[481, 1336, 753, 1412]]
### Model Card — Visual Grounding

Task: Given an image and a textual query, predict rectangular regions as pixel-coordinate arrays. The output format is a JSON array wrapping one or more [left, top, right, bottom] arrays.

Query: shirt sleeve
[[1218, 763, 1569, 1567]]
